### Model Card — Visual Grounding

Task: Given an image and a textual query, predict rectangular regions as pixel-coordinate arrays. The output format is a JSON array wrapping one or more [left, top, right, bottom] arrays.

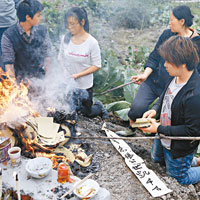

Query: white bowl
[[25, 157, 52, 179], [73, 179, 100, 199]]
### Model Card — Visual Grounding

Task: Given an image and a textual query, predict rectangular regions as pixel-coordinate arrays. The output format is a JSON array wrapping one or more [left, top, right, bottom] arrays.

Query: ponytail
[[81, 7, 89, 33]]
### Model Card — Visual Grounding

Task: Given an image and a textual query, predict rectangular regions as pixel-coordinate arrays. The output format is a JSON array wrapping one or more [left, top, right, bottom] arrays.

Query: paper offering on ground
[[38, 131, 65, 146], [33, 116, 66, 145], [35, 117, 53, 125], [102, 123, 172, 198], [37, 119, 60, 139]]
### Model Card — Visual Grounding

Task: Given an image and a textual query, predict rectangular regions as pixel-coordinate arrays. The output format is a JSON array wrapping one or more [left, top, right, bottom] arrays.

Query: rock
[[0, 157, 111, 200], [104, 153, 110, 158]]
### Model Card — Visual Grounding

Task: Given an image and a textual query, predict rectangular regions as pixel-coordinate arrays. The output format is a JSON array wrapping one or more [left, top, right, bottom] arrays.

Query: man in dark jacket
[[140, 35, 200, 185], [1, 0, 51, 82]]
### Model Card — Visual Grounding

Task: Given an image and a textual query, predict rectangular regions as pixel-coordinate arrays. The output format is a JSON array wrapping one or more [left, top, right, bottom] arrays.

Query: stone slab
[[0, 157, 111, 200]]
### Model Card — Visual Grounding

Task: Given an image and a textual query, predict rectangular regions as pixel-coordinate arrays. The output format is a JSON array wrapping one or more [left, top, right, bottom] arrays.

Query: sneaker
[[116, 129, 136, 137], [192, 157, 200, 167]]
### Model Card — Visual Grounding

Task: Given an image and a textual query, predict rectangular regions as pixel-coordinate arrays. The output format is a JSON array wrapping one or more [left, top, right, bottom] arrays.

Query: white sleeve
[[90, 40, 101, 68]]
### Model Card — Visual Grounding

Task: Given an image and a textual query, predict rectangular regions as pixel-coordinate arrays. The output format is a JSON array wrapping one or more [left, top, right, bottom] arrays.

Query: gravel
[[77, 115, 200, 200]]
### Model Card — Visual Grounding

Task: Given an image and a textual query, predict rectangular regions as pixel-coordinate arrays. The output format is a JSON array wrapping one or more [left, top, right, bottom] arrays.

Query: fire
[[0, 68, 38, 126], [17, 124, 69, 169], [0, 69, 68, 168]]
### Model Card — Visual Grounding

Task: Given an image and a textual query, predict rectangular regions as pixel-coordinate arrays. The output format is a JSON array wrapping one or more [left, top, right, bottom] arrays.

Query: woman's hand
[[131, 74, 148, 85], [72, 73, 80, 80], [139, 118, 159, 134], [72, 66, 100, 80], [142, 109, 156, 118], [131, 67, 153, 85]]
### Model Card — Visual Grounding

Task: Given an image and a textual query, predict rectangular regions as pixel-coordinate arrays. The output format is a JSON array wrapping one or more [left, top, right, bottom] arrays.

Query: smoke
[[28, 57, 79, 116], [0, 52, 89, 128]]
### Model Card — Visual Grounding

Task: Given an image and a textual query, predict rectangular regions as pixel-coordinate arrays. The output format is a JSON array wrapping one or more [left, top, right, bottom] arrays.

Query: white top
[[160, 77, 186, 149], [58, 34, 101, 89]]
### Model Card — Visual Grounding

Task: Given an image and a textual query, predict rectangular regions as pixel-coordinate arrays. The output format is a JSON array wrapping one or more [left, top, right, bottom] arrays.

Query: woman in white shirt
[[58, 7, 108, 119]]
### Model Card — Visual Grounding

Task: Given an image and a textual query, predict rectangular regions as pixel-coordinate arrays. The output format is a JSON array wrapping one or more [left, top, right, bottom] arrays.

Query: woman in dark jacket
[[128, 5, 200, 126], [140, 36, 200, 185]]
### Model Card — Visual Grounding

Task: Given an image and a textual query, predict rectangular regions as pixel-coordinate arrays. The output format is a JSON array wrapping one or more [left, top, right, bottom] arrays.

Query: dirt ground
[[76, 115, 200, 200], [77, 18, 200, 199]]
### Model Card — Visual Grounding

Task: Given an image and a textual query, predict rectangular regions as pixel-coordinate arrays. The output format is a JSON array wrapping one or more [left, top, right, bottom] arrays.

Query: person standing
[[58, 7, 108, 119], [0, 0, 21, 67], [1, 0, 52, 82], [128, 5, 200, 127], [140, 36, 200, 185]]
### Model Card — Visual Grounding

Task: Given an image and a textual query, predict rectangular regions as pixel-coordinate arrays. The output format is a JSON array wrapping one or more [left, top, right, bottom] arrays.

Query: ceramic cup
[[8, 146, 21, 167]]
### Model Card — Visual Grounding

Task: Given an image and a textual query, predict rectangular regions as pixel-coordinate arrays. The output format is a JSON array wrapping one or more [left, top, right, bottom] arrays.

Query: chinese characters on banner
[[102, 123, 172, 198]]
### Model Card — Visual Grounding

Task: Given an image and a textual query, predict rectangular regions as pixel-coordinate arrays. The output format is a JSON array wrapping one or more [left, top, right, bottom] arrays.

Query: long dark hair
[[172, 5, 194, 27], [64, 7, 89, 44]]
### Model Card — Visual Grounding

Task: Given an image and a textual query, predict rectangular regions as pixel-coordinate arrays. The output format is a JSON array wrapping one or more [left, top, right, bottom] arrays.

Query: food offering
[[25, 157, 52, 179], [73, 179, 99, 199], [57, 162, 74, 184]]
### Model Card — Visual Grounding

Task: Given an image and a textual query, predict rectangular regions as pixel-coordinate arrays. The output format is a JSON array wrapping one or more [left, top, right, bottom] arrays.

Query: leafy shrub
[[105, 0, 151, 29], [125, 46, 150, 69], [42, 0, 67, 50], [94, 46, 150, 121], [93, 49, 125, 103]]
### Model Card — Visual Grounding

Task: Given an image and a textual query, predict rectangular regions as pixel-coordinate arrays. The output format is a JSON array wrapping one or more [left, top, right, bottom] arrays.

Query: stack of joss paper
[[29, 117, 65, 145], [130, 118, 152, 128]]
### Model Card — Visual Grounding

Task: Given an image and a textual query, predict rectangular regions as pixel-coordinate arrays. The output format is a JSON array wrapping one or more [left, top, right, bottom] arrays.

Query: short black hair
[[17, 0, 44, 22], [159, 36, 199, 71], [172, 5, 194, 27]]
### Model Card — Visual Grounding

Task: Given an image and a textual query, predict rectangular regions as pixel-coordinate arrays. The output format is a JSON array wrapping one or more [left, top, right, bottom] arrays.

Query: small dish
[[73, 179, 99, 199], [25, 157, 52, 178]]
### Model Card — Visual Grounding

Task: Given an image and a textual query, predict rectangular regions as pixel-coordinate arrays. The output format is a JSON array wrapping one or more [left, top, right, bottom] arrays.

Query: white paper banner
[[102, 124, 172, 198]]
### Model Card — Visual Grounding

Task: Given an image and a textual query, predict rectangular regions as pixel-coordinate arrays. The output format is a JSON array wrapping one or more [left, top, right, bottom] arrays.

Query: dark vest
[[4, 24, 47, 80]]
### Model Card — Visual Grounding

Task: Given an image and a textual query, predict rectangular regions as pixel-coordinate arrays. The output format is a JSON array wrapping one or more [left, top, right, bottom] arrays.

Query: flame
[[0, 69, 38, 126], [19, 127, 68, 168], [0, 69, 70, 169]]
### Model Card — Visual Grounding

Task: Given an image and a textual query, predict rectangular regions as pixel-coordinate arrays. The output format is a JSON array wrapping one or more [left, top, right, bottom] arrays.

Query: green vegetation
[[41, 0, 200, 121]]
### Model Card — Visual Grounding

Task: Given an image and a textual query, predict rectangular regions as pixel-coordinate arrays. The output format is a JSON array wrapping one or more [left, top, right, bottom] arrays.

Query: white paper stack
[[34, 117, 65, 145]]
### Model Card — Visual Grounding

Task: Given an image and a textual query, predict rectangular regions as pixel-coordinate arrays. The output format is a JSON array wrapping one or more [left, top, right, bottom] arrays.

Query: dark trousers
[[68, 87, 102, 118], [128, 81, 159, 121], [0, 27, 8, 68]]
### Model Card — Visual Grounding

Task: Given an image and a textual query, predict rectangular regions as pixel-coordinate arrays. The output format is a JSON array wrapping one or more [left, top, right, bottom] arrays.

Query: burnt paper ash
[[51, 185, 74, 199]]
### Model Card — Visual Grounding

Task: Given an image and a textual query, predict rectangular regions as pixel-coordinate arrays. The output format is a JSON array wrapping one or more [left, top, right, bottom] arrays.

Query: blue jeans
[[67, 87, 102, 118], [128, 81, 159, 121], [151, 139, 200, 184]]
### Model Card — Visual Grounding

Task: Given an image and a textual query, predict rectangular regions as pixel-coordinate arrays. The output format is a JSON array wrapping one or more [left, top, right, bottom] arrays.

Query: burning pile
[[0, 68, 38, 127], [0, 69, 94, 171]]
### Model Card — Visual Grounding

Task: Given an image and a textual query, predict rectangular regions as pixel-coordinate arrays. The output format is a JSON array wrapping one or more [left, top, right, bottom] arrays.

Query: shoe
[[116, 129, 136, 137], [192, 157, 200, 167], [94, 101, 109, 119]]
